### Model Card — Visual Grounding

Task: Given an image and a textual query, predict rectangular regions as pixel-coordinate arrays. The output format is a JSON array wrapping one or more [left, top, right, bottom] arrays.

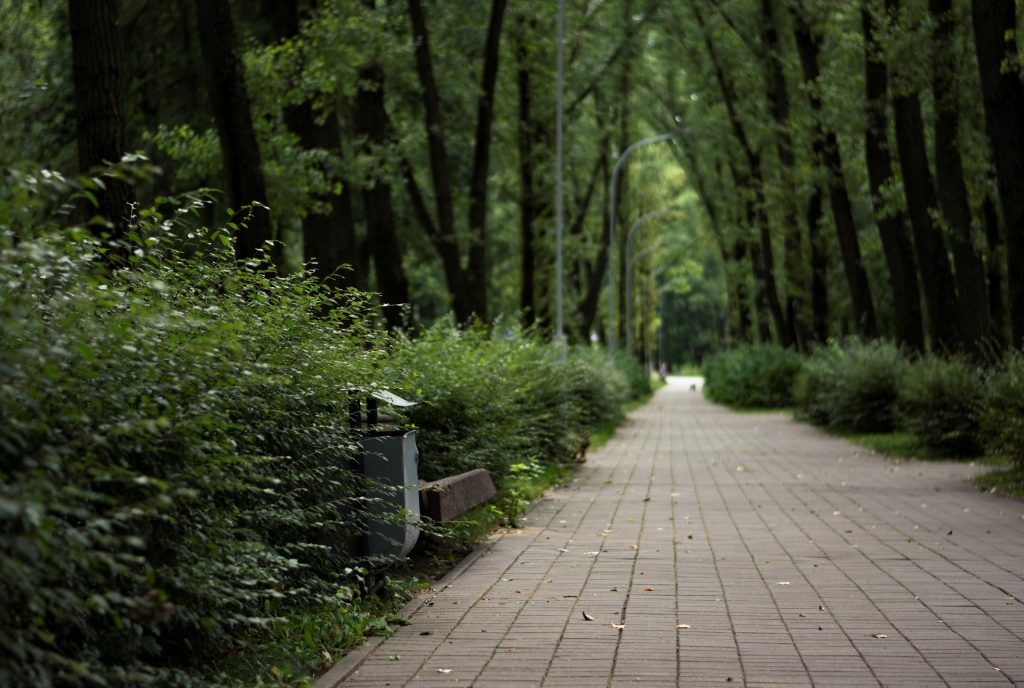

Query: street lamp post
[[554, 0, 565, 346], [606, 132, 677, 355], [624, 206, 680, 355]]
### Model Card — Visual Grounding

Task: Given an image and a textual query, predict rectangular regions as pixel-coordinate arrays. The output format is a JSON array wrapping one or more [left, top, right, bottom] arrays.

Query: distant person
[[658, 361, 667, 383]]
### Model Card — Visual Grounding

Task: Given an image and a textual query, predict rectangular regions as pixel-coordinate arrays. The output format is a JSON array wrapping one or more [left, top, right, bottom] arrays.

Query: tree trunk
[[464, 0, 507, 321], [983, 196, 1007, 349], [616, 0, 634, 345], [69, 0, 134, 240], [266, 0, 363, 289], [930, 0, 989, 354], [971, 0, 1024, 347], [194, 0, 273, 261], [692, 0, 789, 345], [884, 0, 959, 351], [806, 185, 829, 343], [793, 12, 878, 339], [890, 89, 961, 351], [861, 4, 924, 351], [406, 0, 469, 321], [355, 62, 411, 330], [760, 0, 804, 349], [513, 15, 543, 328], [578, 130, 612, 342]]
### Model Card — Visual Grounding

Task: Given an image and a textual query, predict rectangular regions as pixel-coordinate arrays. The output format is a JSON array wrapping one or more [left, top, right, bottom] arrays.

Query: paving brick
[[323, 377, 1024, 687]]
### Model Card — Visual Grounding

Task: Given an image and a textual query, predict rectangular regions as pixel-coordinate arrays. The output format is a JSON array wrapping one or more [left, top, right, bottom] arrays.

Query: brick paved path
[[324, 377, 1024, 687]]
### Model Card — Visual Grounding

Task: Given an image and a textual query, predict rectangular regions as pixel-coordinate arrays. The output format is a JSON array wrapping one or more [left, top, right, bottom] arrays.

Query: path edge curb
[[315, 535, 498, 688]]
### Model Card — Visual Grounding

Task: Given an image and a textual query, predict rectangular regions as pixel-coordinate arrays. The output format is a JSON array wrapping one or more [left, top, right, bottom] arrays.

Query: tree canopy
[[4, 0, 1024, 362]]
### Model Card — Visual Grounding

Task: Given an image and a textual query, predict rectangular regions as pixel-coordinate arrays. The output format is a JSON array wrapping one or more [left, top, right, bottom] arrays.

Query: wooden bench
[[418, 468, 496, 521]]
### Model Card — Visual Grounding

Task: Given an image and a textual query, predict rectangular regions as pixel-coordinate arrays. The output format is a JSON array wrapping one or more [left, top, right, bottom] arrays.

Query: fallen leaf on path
[[677, 624, 691, 629], [643, 587, 655, 592], [871, 633, 888, 639], [671, 492, 680, 497], [389, 655, 400, 661], [437, 668, 452, 674], [582, 611, 595, 621], [777, 581, 791, 586], [611, 623, 626, 630], [736, 466, 746, 472], [630, 544, 638, 550]]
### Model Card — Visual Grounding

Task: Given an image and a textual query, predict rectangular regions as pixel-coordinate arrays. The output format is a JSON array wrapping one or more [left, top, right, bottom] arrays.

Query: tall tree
[[515, 18, 538, 327], [263, 0, 363, 290], [194, 0, 274, 261], [793, 6, 879, 339], [405, 0, 507, 323], [885, 0, 959, 351], [861, 2, 924, 352], [971, 0, 1024, 347], [691, 0, 790, 346], [355, 59, 411, 330], [759, 0, 805, 348], [69, 0, 134, 239], [929, 0, 989, 353]]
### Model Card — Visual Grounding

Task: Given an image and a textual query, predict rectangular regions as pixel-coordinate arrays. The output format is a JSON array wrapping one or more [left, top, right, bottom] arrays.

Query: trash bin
[[351, 391, 420, 558]]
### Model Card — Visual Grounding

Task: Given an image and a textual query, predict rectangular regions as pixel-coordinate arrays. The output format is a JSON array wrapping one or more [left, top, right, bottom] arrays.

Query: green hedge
[[388, 326, 634, 482], [0, 203, 642, 684], [702, 343, 804, 408], [0, 226, 385, 686], [898, 356, 984, 456], [981, 352, 1024, 467], [794, 339, 905, 432]]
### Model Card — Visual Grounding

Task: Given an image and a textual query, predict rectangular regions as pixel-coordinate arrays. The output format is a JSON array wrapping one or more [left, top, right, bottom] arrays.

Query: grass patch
[[214, 581, 420, 687], [589, 386, 656, 451], [972, 463, 1024, 498], [838, 430, 1023, 497], [844, 431, 946, 461], [407, 461, 575, 580]]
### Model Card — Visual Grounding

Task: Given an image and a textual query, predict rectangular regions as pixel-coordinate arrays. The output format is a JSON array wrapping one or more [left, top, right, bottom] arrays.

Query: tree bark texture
[[890, 88, 961, 351], [794, 12, 879, 339], [465, 0, 508, 320], [355, 62, 411, 330], [406, 0, 469, 321], [806, 185, 829, 343], [983, 195, 1007, 349], [760, 0, 804, 349], [194, 0, 274, 261], [930, 0, 989, 354], [861, 4, 924, 351], [266, 0, 364, 290], [516, 27, 537, 327], [407, 0, 505, 323], [69, 0, 134, 240], [884, 0, 960, 351], [971, 0, 1024, 347], [692, 0, 789, 346]]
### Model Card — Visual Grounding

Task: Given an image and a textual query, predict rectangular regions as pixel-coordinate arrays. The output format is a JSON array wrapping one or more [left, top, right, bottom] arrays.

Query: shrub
[[795, 339, 906, 432], [898, 356, 984, 456], [793, 345, 842, 425], [980, 352, 1024, 467], [0, 216, 386, 686], [608, 348, 651, 400], [387, 326, 632, 482], [702, 343, 804, 408]]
